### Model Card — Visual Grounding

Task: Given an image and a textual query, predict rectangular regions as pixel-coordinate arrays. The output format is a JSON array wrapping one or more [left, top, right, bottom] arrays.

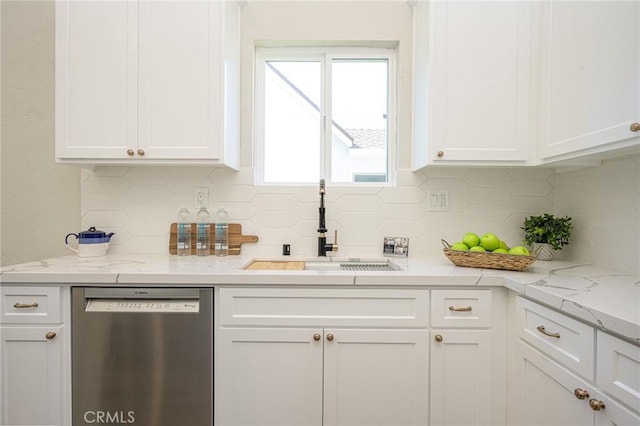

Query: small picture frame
[[383, 237, 409, 257]]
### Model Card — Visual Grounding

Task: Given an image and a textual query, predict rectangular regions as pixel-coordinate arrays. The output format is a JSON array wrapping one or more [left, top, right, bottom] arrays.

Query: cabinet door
[[539, 1, 640, 160], [56, 1, 138, 159], [138, 0, 222, 159], [512, 339, 595, 426], [416, 0, 531, 165], [56, 0, 237, 163], [430, 329, 492, 426], [595, 392, 640, 426], [323, 329, 429, 426], [596, 331, 640, 414], [0, 326, 63, 426], [216, 327, 323, 426]]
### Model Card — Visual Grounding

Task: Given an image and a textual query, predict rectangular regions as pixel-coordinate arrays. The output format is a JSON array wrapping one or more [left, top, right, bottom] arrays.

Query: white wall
[[0, 1, 80, 267]]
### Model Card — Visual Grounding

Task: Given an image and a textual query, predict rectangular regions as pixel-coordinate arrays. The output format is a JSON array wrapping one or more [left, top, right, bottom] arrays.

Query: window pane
[[331, 59, 388, 183], [263, 61, 321, 183]]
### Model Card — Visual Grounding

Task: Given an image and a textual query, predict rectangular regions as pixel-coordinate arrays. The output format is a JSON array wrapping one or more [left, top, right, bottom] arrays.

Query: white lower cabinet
[[216, 327, 324, 426], [216, 288, 430, 426], [217, 327, 428, 426], [430, 329, 492, 426], [323, 329, 428, 426], [596, 331, 640, 415], [0, 286, 67, 426], [430, 289, 506, 426], [0, 326, 63, 426], [513, 338, 596, 426], [513, 337, 640, 426], [510, 295, 640, 426], [595, 392, 640, 426], [217, 287, 508, 426]]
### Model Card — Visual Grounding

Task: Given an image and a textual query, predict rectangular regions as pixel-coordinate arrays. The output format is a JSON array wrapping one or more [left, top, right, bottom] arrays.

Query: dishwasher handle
[[83, 288, 201, 300]]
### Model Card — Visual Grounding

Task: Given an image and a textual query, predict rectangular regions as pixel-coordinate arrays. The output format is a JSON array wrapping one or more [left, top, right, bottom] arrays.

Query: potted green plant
[[521, 214, 572, 260]]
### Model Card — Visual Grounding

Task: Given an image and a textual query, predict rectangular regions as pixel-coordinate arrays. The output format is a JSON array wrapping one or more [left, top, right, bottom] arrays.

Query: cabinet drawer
[[516, 297, 594, 380], [219, 288, 429, 327], [431, 289, 492, 328], [597, 331, 640, 413], [0, 287, 61, 324]]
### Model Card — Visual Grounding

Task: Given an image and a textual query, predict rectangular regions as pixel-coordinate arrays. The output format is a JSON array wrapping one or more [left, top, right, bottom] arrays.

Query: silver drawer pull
[[449, 305, 472, 312], [13, 302, 39, 309], [536, 325, 560, 339]]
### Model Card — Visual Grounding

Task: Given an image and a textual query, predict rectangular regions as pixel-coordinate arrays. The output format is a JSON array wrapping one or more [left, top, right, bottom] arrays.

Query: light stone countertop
[[1, 254, 638, 343]]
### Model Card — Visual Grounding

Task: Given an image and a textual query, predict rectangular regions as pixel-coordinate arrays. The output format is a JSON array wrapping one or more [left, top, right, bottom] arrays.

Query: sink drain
[[339, 263, 399, 272]]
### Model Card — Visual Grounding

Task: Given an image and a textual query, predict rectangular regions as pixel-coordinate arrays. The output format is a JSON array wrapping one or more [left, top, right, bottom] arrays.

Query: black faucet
[[318, 179, 338, 256]]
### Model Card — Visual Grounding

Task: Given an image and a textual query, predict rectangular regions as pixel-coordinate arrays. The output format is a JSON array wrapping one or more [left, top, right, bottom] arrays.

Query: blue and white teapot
[[65, 227, 115, 257]]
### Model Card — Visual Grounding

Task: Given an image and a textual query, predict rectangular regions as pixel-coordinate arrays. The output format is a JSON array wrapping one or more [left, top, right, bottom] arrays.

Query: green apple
[[492, 248, 509, 254], [498, 240, 508, 250], [469, 246, 486, 252], [508, 246, 530, 256], [462, 232, 480, 248], [480, 233, 500, 251], [450, 242, 469, 251]]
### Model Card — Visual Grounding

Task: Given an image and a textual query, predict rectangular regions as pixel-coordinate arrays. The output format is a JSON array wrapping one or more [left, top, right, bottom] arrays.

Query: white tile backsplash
[[553, 155, 640, 273], [81, 156, 640, 274]]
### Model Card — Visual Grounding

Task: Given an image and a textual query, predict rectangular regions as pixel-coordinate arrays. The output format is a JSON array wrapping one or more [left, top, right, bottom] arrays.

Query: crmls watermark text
[[83, 411, 135, 424]]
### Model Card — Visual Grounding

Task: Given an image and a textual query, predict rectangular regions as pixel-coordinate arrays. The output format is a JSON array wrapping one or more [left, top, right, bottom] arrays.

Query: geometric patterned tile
[[78, 154, 640, 273]]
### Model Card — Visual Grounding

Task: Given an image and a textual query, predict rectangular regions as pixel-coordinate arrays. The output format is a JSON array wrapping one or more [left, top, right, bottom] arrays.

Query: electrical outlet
[[427, 191, 449, 211], [383, 237, 409, 257], [194, 188, 209, 209]]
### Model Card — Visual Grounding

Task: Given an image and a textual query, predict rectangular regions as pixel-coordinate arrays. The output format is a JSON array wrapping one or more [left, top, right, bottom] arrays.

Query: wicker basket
[[441, 239, 537, 271]]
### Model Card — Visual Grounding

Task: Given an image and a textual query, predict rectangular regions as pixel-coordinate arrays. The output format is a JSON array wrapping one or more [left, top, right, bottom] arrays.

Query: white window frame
[[254, 46, 397, 186]]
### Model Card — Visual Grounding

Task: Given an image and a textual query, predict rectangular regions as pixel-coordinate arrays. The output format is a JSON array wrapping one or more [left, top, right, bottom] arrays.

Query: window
[[255, 47, 396, 185]]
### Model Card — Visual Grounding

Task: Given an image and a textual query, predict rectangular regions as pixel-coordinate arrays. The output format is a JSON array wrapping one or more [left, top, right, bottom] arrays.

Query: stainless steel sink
[[243, 258, 402, 271], [304, 259, 402, 271]]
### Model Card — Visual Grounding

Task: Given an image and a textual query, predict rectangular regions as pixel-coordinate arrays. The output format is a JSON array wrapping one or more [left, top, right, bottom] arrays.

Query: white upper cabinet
[[413, 1, 533, 168], [538, 0, 640, 162], [56, 0, 240, 166]]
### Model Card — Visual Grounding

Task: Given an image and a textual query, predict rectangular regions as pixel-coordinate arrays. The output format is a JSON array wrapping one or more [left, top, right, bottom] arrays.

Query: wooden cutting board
[[244, 261, 305, 270], [169, 223, 258, 255]]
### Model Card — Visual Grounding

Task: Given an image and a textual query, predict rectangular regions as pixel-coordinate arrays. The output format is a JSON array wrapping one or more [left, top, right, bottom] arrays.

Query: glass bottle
[[177, 208, 192, 256], [214, 208, 229, 257], [196, 207, 211, 256]]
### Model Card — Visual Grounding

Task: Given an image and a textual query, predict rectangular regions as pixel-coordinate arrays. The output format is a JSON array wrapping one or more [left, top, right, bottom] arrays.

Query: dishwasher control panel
[[86, 299, 199, 313]]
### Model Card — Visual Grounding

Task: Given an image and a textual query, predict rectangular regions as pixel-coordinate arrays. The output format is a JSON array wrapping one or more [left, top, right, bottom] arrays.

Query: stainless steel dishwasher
[[72, 287, 213, 426]]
